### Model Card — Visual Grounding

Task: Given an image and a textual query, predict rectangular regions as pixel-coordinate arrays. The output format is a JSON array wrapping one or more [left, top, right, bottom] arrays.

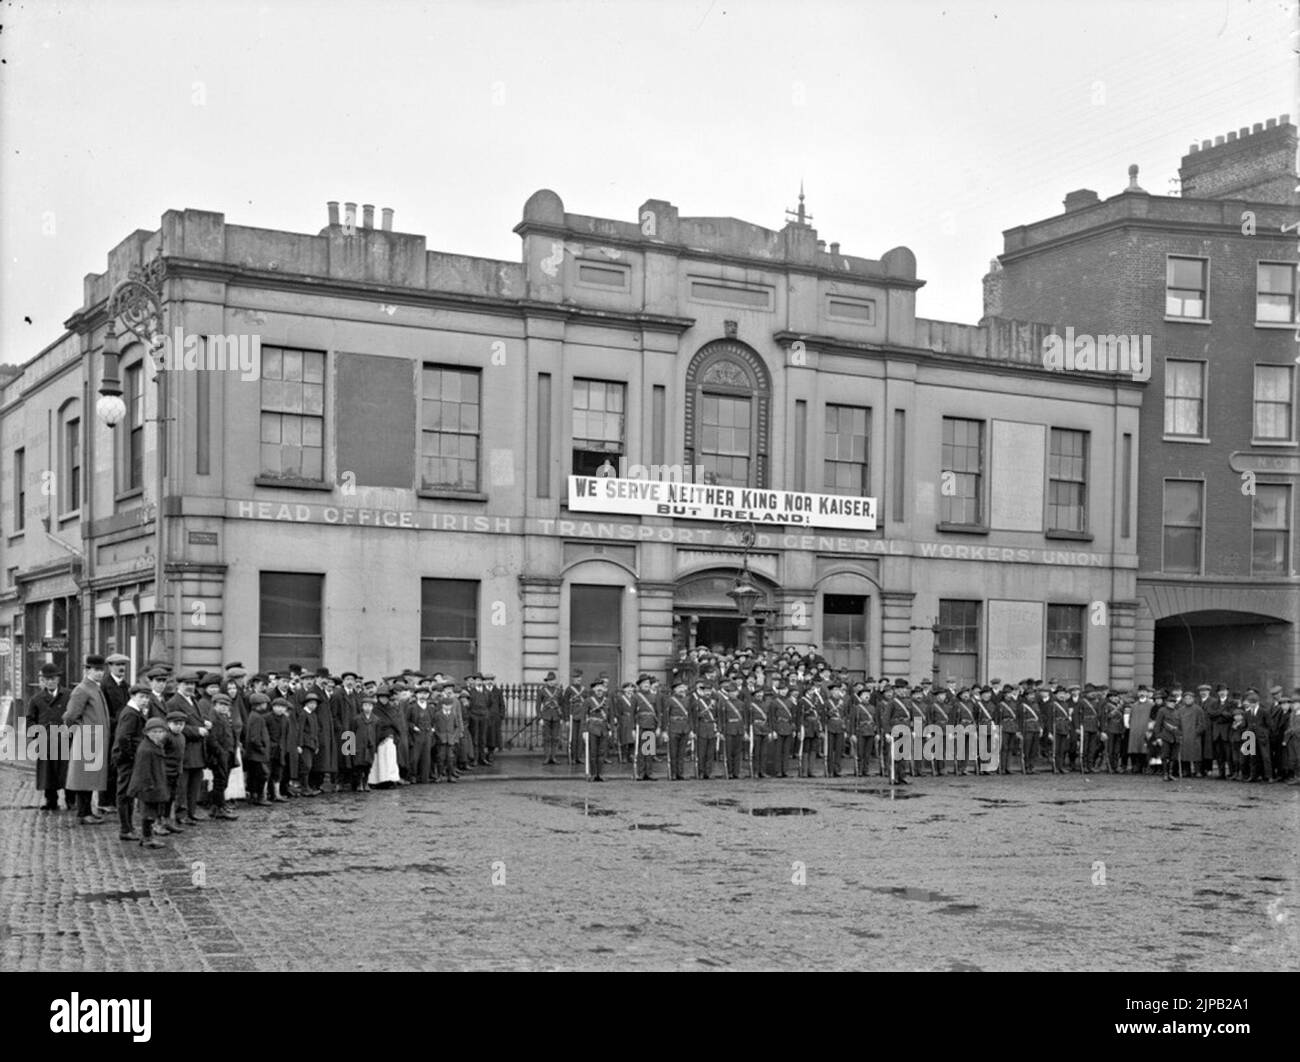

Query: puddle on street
[[747, 806, 818, 817], [77, 889, 151, 903], [702, 798, 740, 807], [521, 793, 616, 816], [867, 885, 957, 903]]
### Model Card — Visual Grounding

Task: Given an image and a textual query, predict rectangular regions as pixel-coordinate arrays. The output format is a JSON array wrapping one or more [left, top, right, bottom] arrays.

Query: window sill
[[115, 487, 145, 504], [1162, 435, 1210, 445], [1249, 439, 1299, 448], [417, 489, 489, 502], [6, 532, 23, 545], [935, 522, 989, 536], [253, 476, 332, 492], [1163, 316, 1211, 325], [1253, 321, 1297, 330], [1044, 529, 1093, 542], [58, 511, 80, 527]]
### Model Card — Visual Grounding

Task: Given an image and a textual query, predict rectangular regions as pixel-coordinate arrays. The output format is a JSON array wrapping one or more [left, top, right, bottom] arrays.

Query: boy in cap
[[162, 712, 188, 831], [266, 698, 292, 801], [111, 683, 151, 839], [206, 694, 239, 819], [296, 690, 322, 795], [352, 695, 378, 791], [129, 718, 173, 848], [242, 693, 271, 805], [432, 689, 461, 782]]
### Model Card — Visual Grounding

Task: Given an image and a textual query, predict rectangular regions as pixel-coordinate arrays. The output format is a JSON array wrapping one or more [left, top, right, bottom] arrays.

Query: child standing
[[129, 718, 173, 848]]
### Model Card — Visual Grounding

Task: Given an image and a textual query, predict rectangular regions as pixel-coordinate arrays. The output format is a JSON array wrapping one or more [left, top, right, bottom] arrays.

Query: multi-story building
[[3, 191, 1143, 699], [989, 115, 1299, 690]]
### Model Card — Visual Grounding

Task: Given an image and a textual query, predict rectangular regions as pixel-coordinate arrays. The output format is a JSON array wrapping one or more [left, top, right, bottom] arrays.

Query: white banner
[[567, 476, 877, 530]]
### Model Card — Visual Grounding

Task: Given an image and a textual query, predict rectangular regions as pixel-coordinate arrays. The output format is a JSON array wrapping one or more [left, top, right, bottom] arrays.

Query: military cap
[[672, 677, 688, 689], [1269, 685, 1283, 696], [893, 678, 909, 688], [271, 697, 293, 709], [165, 710, 188, 723], [1244, 690, 1260, 703], [621, 681, 635, 690], [481, 673, 496, 681], [360, 694, 377, 706], [288, 663, 304, 675], [84, 654, 106, 668], [144, 717, 168, 734], [249, 672, 269, 684], [544, 671, 557, 681], [591, 675, 608, 688], [225, 661, 245, 670], [105, 652, 131, 665], [637, 673, 654, 684], [225, 665, 248, 679], [39, 663, 60, 677], [571, 668, 583, 678], [1196, 683, 1211, 692], [1068, 683, 1081, 692]]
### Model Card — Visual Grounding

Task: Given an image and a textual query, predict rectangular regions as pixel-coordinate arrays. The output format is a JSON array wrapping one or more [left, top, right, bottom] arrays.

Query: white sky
[[1, 0, 1295, 365]]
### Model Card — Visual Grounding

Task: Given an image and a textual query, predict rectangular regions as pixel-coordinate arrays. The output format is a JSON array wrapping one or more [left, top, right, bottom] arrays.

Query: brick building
[[988, 115, 1299, 691], [3, 191, 1143, 699]]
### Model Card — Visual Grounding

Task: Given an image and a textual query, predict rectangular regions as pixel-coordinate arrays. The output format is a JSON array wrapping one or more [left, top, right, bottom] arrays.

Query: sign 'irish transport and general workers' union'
[[567, 476, 877, 530]]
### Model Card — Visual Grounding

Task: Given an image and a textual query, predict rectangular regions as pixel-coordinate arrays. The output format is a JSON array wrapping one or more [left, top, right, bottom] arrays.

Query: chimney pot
[[1227, 131, 1238, 142], [362, 204, 374, 229], [381, 207, 394, 231], [344, 202, 357, 229], [1281, 113, 1291, 124], [1188, 143, 1198, 154], [1214, 135, 1225, 145], [816, 239, 826, 251], [327, 201, 340, 226], [1239, 127, 1249, 138], [829, 242, 840, 255], [1202, 139, 1212, 149], [1252, 123, 1263, 133], [1265, 118, 1276, 129]]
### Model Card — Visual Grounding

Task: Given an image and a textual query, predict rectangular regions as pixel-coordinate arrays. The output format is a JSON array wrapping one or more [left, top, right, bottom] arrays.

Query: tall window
[[570, 584, 622, 682], [125, 363, 145, 491], [420, 578, 478, 677], [1253, 365, 1294, 442], [700, 393, 752, 487], [571, 378, 624, 477], [258, 572, 324, 673], [1257, 263, 1297, 323], [13, 447, 24, 532], [1045, 605, 1084, 686], [824, 405, 869, 496], [63, 417, 80, 514], [1252, 485, 1290, 575], [1163, 360, 1205, 437], [1165, 256, 1207, 319], [940, 417, 983, 525], [421, 366, 480, 490], [685, 341, 771, 489], [822, 594, 867, 679], [1047, 428, 1088, 532], [260, 347, 325, 481], [1162, 480, 1203, 573], [937, 599, 980, 685]]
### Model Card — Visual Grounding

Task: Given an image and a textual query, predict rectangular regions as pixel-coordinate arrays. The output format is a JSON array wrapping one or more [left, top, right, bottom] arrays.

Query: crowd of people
[[19, 646, 1300, 849]]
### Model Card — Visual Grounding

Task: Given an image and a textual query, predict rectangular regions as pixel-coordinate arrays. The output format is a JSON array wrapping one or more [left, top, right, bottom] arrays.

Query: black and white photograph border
[[0, 0, 1297, 986]]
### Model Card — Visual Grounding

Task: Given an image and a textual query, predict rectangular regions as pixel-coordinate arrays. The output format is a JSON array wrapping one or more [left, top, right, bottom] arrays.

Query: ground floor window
[[421, 578, 479, 678], [259, 572, 323, 673], [1045, 604, 1084, 686], [936, 599, 980, 685], [570, 584, 622, 682], [822, 594, 868, 680]]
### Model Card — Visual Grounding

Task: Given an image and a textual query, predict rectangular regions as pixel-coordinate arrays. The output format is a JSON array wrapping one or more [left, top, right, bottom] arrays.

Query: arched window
[[684, 339, 771, 488]]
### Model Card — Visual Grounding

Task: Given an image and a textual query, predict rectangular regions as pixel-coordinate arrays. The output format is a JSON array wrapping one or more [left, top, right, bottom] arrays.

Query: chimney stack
[[381, 207, 394, 232], [362, 204, 374, 230], [829, 242, 840, 255], [1063, 189, 1100, 212], [327, 201, 340, 226], [1178, 114, 1297, 204]]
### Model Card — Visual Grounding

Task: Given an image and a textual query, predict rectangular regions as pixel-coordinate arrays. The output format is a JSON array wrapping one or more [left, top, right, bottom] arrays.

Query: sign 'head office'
[[566, 475, 877, 531]]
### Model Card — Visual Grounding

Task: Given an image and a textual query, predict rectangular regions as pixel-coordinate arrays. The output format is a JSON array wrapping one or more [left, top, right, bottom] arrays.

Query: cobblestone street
[[1, 759, 1296, 972]]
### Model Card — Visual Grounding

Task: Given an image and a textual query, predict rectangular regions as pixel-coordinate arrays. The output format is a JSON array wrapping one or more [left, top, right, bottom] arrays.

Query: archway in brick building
[[1153, 610, 1291, 692]]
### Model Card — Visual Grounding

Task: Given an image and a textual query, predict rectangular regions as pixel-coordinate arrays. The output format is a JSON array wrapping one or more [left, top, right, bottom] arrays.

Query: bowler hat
[[39, 663, 59, 678], [84, 654, 106, 669]]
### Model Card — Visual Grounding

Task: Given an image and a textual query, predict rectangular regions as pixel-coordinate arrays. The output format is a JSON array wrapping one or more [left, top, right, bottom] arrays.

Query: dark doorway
[[696, 616, 742, 652]]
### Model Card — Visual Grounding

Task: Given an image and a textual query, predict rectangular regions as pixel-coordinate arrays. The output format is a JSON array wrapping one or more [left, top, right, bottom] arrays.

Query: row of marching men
[[533, 669, 1300, 784]]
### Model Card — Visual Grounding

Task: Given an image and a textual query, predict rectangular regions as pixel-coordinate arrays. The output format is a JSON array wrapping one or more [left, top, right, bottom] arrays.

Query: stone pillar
[[1133, 591, 1156, 688], [771, 587, 815, 651], [880, 591, 916, 680], [519, 576, 561, 682], [170, 563, 227, 672], [1108, 600, 1139, 690], [637, 581, 675, 678]]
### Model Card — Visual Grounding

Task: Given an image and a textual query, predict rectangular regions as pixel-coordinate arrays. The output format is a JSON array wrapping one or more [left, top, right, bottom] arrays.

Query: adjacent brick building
[[989, 115, 1299, 691]]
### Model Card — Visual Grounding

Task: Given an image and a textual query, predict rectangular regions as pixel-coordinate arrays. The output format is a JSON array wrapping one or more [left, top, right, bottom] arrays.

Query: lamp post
[[724, 521, 764, 620], [97, 253, 169, 664]]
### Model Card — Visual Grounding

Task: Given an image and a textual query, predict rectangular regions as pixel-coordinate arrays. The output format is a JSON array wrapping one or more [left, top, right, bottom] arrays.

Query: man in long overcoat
[[26, 663, 70, 810], [62, 654, 111, 823]]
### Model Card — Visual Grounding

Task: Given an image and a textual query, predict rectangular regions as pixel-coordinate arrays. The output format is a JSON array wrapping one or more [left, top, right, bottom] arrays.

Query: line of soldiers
[[23, 658, 520, 848], [534, 666, 1300, 785]]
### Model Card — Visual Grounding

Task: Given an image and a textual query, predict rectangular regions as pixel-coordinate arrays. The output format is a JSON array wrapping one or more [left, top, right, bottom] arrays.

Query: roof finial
[[785, 180, 813, 227]]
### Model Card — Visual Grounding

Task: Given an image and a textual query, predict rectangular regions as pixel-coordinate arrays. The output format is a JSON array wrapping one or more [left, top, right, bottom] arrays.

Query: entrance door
[[695, 616, 742, 653], [570, 584, 622, 683]]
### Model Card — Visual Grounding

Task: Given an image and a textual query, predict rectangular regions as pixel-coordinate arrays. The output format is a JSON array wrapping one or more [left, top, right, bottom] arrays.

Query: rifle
[[796, 724, 804, 775], [823, 729, 829, 778], [584, 730, 590, 781], [633, 724, 641, 781], [568, 717, 575, 767], [716, 730, 725, 779], [504, 714, 540, 748], [1079, 721, 1087, 777], [748, 725, 754, 779]]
